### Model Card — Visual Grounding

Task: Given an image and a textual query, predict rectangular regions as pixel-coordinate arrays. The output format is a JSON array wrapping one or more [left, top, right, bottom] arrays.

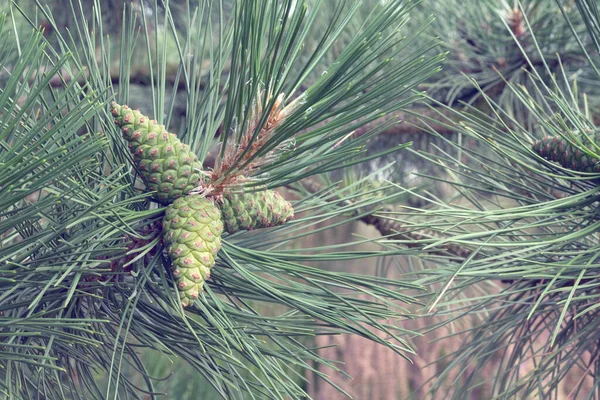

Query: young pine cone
[[111, 102, 204, 204]]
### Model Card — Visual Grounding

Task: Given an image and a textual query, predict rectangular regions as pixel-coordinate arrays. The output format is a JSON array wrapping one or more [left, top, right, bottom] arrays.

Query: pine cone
[[220, 190, 294, 234], [533, 131, 600, 173], [162, 195, 223, 307], [111, 102, 204, 204]]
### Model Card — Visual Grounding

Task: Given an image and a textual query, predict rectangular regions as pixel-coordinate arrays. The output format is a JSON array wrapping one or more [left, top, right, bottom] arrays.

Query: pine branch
[[387, 8, 600, 394], [354, 107, 458, 137], [1, 1, 443, 398], [294, 177, 473, 259], [421, 0, 597, 114]]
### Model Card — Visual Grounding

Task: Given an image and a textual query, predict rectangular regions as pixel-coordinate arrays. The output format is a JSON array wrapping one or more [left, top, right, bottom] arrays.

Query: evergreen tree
[[0, 0, 442, 398]]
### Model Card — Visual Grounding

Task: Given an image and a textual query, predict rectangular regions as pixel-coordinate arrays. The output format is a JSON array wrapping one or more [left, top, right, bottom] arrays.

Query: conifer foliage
[[0, 0, 441, 398], [384, 1, 600, 398]]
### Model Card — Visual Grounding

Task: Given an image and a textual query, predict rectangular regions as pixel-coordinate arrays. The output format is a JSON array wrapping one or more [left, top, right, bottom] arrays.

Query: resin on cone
[[111, 102, 204, 204], [533, 131, 600, 173], [220, 190, 294, 234], [162, 195, 223, 307]]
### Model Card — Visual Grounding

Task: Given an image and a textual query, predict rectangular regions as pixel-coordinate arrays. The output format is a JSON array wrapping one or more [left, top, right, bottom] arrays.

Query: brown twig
[[80, 221, 162, 285], [209, 92, 301, 194], [298, 179, 555, 286], [296, 177, 474, 260], [353, 107, 458, 137]]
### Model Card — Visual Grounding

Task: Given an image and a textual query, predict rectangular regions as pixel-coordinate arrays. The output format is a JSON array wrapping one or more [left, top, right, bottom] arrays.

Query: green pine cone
[[220, 190, 294, 234], [533, 131, 600, 173], [111, 102, 204, 204], [162, 195, 223, 307]]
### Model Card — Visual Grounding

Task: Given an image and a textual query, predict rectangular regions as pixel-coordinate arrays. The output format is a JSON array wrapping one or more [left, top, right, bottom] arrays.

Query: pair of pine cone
[[111, 103, 294, 307]]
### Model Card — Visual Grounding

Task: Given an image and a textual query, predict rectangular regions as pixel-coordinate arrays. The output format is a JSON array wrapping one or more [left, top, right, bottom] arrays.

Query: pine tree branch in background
[[293, 177, 473, 259], [384, 1, 600, 392], [355, 107, 458, 136], [420, 0, 596, 115]]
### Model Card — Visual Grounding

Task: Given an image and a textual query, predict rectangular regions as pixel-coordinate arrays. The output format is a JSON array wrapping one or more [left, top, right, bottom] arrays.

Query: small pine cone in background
[[533, 131, 600, 173]]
